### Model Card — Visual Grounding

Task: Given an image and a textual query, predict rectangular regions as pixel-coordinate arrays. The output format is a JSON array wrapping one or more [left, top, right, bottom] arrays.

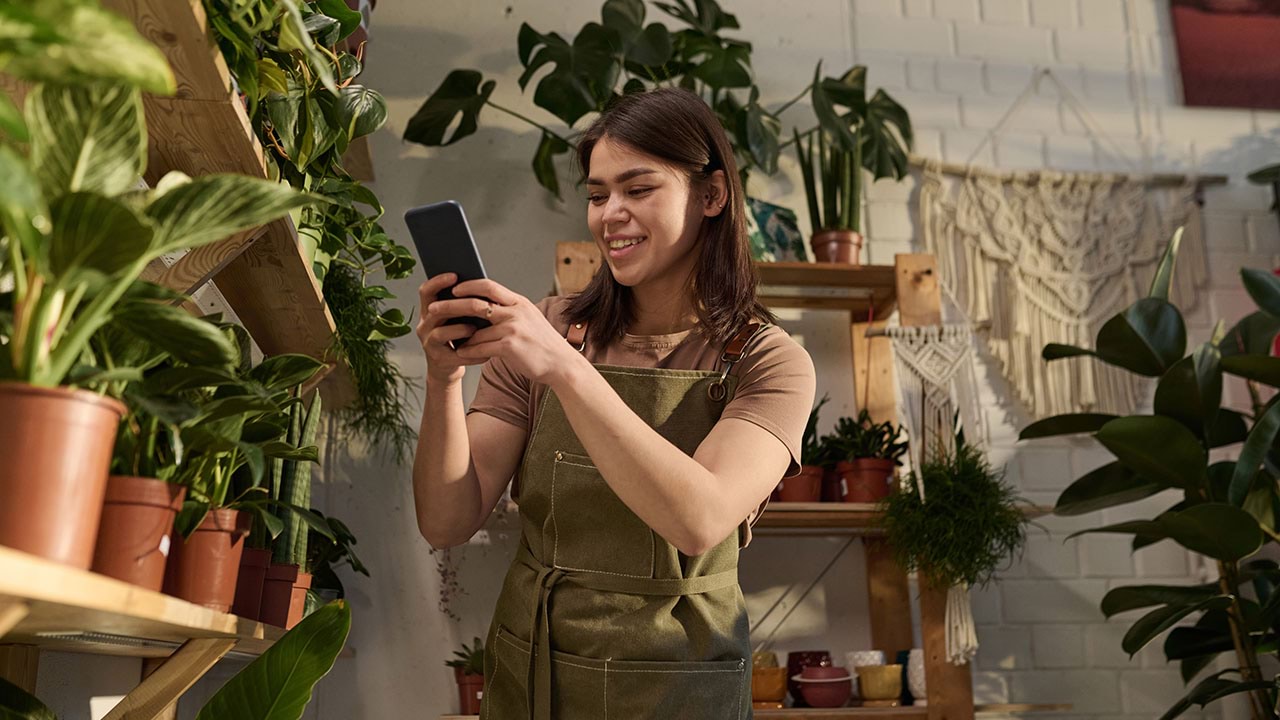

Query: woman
[[413, 88, 816, 719]]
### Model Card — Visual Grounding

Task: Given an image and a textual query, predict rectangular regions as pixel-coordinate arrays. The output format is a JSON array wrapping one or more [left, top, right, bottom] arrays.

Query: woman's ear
[[701, 170, 729, 218]]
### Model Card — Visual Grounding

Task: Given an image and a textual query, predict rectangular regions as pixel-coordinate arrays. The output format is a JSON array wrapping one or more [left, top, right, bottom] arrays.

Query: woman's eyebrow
[[585, 168, 659, 185]]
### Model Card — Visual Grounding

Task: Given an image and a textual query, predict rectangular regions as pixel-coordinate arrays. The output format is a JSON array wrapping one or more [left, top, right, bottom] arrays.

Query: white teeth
[[608, 237, 645, 250]]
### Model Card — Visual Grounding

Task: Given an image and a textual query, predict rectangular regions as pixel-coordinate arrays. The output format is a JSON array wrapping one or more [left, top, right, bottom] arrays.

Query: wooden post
[[140, 658, 178, 720], [0, 645, 39, 694], [103, 638, 236, 720], [553, 241, 601, 295]]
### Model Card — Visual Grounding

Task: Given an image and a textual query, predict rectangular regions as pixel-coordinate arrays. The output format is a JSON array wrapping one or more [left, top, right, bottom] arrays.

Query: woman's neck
[[627, 284, 698, 336]]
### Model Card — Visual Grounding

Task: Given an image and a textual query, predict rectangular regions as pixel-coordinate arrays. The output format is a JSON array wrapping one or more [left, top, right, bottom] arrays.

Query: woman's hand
[[434, 278, 584, 387], [416, 273, 482, 385]]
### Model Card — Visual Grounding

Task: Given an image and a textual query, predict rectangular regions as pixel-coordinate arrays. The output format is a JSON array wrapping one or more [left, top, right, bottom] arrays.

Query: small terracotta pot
[[260, 563, 300, 628], [163, 509, 250, 612], [232, 547, 272, 620], [810, 229, 863, 265], [839, 459, 896, 503], [91, 476, 185, 591], [455, 669, 484, 714], [778, 466, 823, 502], [287, 571, 313, 629], [820, 466, 845, 502], [0, 383, 124, 568]]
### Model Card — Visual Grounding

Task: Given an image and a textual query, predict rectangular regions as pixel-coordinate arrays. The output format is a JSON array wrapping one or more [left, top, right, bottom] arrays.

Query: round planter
[[794, 673, 853, 708], [163, 509, 250, 612], [91, 476, 185, 591], [810, 229, 863, 265], [839, 459, 896, 503], [232, 547, 272, 620], [778, 466, 823, 502], [856, 664, 903, 702], [751, 666, 787, 703], [785, 650, 831, 708], [0, 382, 124, 568], [260, 563, 300, 628], [455, 669, 484, 714]]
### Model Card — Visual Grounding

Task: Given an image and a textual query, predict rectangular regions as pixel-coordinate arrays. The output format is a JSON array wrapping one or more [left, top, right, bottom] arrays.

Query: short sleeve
[[465, 297, 561, 431], [719, 326, 817, 479]]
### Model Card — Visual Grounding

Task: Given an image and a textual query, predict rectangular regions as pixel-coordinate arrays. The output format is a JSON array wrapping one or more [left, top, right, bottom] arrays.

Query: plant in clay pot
[[446, 637, 485, 715], [778, 394, 830, 502], [830, 410, 907, 503]]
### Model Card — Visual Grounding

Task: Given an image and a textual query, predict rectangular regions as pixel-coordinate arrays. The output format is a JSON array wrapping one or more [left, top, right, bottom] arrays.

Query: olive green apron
[[479, 321, 769, 720]]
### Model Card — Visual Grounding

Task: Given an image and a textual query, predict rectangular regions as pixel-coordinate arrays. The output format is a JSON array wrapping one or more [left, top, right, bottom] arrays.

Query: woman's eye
[[588, 194, 606, 204], [628, 187, 652, 197]]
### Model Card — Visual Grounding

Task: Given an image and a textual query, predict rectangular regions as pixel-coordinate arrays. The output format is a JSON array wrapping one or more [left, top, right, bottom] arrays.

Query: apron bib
[[480, 322, 768, 720]]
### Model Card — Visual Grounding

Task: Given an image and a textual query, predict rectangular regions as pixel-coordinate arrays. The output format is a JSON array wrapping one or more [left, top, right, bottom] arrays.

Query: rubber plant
[[0, 599, 352, 720], [1248, 162, 1279, 234], [403, 0, 911, 199], [1020, 228, 1280, 719], [203, 0, 418, 458]]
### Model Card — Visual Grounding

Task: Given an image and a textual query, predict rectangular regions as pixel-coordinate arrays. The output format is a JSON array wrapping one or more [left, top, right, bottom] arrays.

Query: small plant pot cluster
[[776, 397, 907, 504]]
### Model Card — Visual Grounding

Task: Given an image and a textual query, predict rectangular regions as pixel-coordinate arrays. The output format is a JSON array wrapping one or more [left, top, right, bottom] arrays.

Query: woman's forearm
[[547, 354, 731, 556], [412, 376, 483, 548]]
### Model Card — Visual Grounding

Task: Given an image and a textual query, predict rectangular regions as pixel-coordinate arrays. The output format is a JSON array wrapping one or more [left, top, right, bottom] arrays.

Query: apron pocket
[[488, 627, 531, 717], [493, 626, 608, 718], [601, 656, 747, 720], [551, 451, 655, 578]]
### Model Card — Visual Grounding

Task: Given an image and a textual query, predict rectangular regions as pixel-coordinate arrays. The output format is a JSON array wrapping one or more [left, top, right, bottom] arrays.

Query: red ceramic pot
[[839, 459, 895, 503], [778, 466, 822, 502]]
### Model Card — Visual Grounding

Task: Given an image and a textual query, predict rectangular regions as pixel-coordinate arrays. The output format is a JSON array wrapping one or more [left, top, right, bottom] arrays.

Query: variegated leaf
[[27, 82, 146, 197]]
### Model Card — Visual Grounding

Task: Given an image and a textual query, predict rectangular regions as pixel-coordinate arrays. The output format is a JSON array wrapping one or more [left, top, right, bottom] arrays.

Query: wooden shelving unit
[[755, 503, 1053, 535], [441, 706, 1071, 720]]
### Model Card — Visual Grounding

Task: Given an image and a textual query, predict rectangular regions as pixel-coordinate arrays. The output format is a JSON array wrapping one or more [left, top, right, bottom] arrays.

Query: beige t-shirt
[[467, 295, 817, 546]]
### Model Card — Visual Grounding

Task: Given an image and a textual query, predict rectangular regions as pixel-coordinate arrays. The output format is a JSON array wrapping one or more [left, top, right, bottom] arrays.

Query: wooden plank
[[102, 637, 236, 720], [852, 319, 896, 426], [974, 704, 1072, 714], [342, 135, 376, 182], [0, 599, 30, 638], [140, 657, 178, 720], [554, 241, 601, 295], [920, 579, 974, 720], [863, 538, 913, 656], [755, 710, 927, 719], [100, 0, 233, 103], [893, 254, 943, 328], [153, 226, 268, 296], [756, 262, 896, 290], [0, 644, 38, 693]]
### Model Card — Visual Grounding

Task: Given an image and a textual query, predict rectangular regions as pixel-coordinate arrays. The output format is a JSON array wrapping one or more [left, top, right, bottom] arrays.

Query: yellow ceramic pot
[[856, 664, 903, 700], [752, 666, 788, 702]]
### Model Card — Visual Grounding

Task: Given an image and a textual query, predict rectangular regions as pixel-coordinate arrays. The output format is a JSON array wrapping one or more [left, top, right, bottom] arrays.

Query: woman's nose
[[602, 195, 628, 224]]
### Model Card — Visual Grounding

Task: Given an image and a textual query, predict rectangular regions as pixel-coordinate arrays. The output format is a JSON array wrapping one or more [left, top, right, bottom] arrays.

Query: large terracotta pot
[[232, 547, 272, 620], [455, 668, 484, 714], [777, 465, 823, 502], [163, 509, 250, 612], [810, 229, 863, 265], [839, 459, 896, 503], [0, 382, 125, 568], [92, 476, 185, 591], [260, 563, 312, 628]]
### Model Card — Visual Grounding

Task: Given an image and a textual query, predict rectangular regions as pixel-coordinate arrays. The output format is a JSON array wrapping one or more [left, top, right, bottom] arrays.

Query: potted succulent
[[0, 599, 352, 720], [778, 395, 830, 503], [447, 637, 485, 715], [830, 410, 908, 503]]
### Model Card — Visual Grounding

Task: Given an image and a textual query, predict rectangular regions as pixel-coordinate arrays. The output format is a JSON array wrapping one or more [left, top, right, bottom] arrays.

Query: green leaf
[[113, 302, 239, 368], [531, 131, 571, 200], [27, 82, 146, 197], [741, 95, 780, 175], [1153, 343, 1221, 437], [1207, 409, 1248, 447], [1054, 461, 1166, 517], [196, 601, 351, 720], [403, 69, 496, 147], [860, 88, 913, 180], [1069, 503, 1262, 562], [143, 366, 242, 395], [1101, 583, 1218, 617], [332, 85, 386, 139], [0, 675, 57, 720], [1220, 311, 1280, 357], [315, 0, 362, 40], [48, 192, 153, 278], [277, 0, 337, 94], [811, 62, 857, 152], [257, 60, 290, 96], [367, 308, 410, 341], [1095, 298, 1187, 376], [1122, 596, 1232, 656], [0, 92, 26, 141], [1020, 413, 1119, 439], [146, 173, 312, 256], [517, 22, 620, 126], [1042, 343, 1094, 361], [1221, 354, 1280, 387], [1095, 416, 1206, 489], [1229, 398, 1280, 506], [249, 354, 328, 392], [1242, 267, 1280, 318], [1158, 670, 1277, 720], [687, 39, 752, 89], [0, 145, 51, 267], [1148, 227, 1183, 300]]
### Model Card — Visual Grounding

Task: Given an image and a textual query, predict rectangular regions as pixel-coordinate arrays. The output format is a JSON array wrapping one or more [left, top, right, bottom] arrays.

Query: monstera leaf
[[517, 22, 620, 126], [403, 70, 496, 147]]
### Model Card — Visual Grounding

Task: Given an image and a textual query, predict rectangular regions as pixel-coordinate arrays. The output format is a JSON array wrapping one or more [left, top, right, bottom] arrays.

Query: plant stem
[[779, 123, 820, 151], [1218, 559, 1270, 720], [485, 101, 574, 147], [772, 82, 813, 117]]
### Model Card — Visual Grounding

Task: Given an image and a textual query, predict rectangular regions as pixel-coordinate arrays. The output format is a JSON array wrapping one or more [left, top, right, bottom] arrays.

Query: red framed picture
[[1171, 0, 1280, 110]]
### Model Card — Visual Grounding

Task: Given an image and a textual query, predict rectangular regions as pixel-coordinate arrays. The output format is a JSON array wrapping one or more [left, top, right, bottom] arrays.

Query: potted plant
[[778, 394, 830, 503], [447, 637, 485, 715], [829, 410, 908, 503], [1018, 229, 1280, 718], [306, 509, 369, 609], [0, 599, 351, 720]]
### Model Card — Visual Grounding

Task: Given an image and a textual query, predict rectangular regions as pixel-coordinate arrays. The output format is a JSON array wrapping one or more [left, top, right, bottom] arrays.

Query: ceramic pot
[[91, 476, 185, 590], [455, 668, 484, 714], [810, 229, 863, 264], [163, 509, 250, 611], [794, 673, 853, 708], [0, 383, 124, 568], [856, 664, 903, 701], [908, 648, 927, 704], [820, 466, 845, 502], [778, 466, 822, 502], [232, 547, 272, 619], [785, 650, 831, 707], [839, 459, 895, 503], [751, 666, 787, 702], [261, 563, 311, 628]]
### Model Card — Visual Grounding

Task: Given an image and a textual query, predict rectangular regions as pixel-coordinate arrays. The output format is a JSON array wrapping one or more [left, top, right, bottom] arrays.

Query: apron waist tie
[[515, 543, 739, 720]]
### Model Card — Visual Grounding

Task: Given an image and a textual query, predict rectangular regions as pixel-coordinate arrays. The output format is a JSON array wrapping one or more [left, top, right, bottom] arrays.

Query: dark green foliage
[[881, 440, 1027, 589], [829, 409, 908, 464], [446, 637, 485, 676]]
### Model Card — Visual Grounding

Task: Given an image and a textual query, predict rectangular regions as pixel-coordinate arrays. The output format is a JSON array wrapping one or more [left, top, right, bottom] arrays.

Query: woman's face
[[585, 136, 725, 290]]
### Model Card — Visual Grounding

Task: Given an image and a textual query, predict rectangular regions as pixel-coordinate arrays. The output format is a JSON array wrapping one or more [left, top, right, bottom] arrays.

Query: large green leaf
[[531, 131, 571, 200], [27, 82, 146, 197], [1220, 354, 1280, 387], [1249, 164, 1280, 184], [686, 37, 752, 89], [1158, 670, 1277, 720], [811, 63, 857, 153], [1121, 596, 1232, 656], [655, 0, 740, 36], [403, 70, 496, 147], [859, 88, 913, 180], [1153, 343, 1221, 438], [332, 85, 386, 140], [249, 354, 328, 392], [1096, 298, 1186, 376], [601, 0, 673, 67], [48, 192, 153, 279], [1148, 227, 1182, 301], [145, 173, 312, 256], [113, 302, 239, 368], [1069, 503, 1262, 562], [1219, 311, 1280, 357], [1206, 409, 1248, 448], [314, 0, 362, 40], [1101, 583, 1218, 618], [0, 145, 51, 268], [1229, 398, 1280, 506], [196, 600, 350, 720], [1241, 268, 1280, 319], [1053, 461, 1166, 516], [740, 91, 780, 174], [1095, 416, 1205, 489], [0, 92, 26, 141], [1020, 413, 1119, 439], [517, 22, 620, 125], [0, 675, 56, 720]]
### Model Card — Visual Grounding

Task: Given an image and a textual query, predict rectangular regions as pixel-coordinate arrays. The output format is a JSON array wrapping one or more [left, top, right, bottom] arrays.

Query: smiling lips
[[606, 235, 646, 258]]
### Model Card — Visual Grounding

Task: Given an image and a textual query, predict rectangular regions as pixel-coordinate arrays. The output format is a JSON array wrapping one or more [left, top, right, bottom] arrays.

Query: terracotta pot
[[778, 466, 823, 502], [810, 229, 863, 265], [260, 563, 300, 628], [0, 383, 124, 568], [232, 547, 272, 620], [287, 571, 313, 629], [786, 650, 831, 707], [839, 459, 896, 503], [455, 669, 484, 714], [91, 476, 185, 591], [163, 509, 250, 612], [820, 466, 845, 502]]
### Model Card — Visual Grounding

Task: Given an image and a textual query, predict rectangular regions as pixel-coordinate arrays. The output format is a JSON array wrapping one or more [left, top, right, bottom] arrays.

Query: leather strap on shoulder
[[720, 321, 770, 364], [565, 321, 588, 352]]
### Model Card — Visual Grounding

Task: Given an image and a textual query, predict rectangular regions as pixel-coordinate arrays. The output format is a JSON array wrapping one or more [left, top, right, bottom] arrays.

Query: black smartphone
[[404, 200, 490, 346]]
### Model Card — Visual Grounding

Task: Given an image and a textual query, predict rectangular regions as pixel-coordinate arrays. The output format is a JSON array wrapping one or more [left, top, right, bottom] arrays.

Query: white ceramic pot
[[908, 648, 927, 705]]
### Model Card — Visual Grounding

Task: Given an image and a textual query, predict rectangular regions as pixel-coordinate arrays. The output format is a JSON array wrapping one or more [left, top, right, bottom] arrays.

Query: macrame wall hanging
[[916, 69, 1208, 419]]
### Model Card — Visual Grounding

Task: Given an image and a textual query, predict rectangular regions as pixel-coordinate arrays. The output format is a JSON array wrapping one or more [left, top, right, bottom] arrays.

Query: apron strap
[[708, 321, 771, 402], [565, 321, 588, 352]]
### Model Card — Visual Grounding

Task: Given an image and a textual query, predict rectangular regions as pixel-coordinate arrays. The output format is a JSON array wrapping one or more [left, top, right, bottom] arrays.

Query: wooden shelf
[[755, 503, 1053, 536], [442, 710, 1071, 720], [101, 0, 355, 408], [0, 546, 281, 659], [755, 262, 898, 319]]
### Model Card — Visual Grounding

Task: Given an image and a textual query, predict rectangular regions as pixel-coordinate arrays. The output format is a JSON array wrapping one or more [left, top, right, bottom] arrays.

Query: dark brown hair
[[563, 87, 773, 345]]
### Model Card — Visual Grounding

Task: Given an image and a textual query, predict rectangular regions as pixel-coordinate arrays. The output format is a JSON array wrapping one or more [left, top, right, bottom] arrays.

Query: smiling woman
[[411, 87, 816, 720]]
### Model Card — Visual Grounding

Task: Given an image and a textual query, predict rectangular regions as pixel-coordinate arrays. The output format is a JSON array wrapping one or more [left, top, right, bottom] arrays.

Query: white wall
[[33, 1, 1280, 718]]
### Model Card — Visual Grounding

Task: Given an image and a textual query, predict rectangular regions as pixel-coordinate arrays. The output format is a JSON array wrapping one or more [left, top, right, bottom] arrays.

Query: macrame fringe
[[946, 584, 979, 666]]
